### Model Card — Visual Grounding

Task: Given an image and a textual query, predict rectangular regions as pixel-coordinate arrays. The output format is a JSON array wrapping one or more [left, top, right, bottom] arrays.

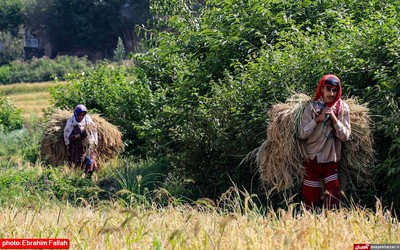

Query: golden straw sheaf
[[255, 94, 374, 192], [40, 109, 124, 166]]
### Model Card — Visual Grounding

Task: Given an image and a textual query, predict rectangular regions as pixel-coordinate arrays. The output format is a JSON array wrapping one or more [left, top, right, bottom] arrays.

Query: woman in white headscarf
[[63, 104, 99, 177]]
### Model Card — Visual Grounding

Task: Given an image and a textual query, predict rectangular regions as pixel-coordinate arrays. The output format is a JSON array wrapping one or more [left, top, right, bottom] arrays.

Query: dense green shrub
[[0, 64, 11, 83], [0, 95, 23, 132], [0, 56, 92, 84], [138, 0, 400, 203]]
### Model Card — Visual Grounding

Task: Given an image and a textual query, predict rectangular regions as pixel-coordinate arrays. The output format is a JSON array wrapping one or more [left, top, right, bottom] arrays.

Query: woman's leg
[[302, 159, 322, 209], [322, 163, 339, 209]]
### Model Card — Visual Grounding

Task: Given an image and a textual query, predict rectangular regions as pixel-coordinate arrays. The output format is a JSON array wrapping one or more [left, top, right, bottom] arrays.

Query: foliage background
[[1, 0, 400, 209]]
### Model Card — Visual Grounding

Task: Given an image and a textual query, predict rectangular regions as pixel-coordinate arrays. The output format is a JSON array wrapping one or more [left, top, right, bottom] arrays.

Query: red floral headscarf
[[313, 74, 342, 108]]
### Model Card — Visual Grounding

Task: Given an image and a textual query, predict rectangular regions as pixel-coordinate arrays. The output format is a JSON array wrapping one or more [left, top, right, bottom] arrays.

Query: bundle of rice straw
[[338, 98, 374, 189], [40, 109, 124, 166], [255, 94, 374, 192]]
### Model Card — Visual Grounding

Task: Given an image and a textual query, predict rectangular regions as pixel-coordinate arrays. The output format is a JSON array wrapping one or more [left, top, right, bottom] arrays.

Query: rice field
[[0, 201, 398, 250], [1, 82, 399, 250], [0, 82, 61, 119]]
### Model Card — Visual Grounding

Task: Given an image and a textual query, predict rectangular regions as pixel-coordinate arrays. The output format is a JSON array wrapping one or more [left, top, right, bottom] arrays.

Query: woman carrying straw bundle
[[298, 74, 351, 209], [64, 104, 99, 178]]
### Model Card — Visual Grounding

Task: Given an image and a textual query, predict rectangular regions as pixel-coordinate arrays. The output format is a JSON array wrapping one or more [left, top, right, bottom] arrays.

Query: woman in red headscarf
[[298, 74, 351, 209], [63, 104, 99, 178]]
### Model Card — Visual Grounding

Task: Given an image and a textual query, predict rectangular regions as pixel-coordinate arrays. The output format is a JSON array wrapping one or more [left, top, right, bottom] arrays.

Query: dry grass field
[[0, 82, 60, 119], [0, 201, 398, 250]]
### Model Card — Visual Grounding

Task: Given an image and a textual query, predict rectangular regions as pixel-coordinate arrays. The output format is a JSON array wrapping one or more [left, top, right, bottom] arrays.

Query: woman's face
[[321, 86, 338, 104], [76, 112, 86, 122]]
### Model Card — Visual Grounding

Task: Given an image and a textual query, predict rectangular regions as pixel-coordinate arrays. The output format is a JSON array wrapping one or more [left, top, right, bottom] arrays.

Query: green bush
[[136, 0, 400, 203], [0, 64, 11, 83], [0, 56, 92, 84], [0, 95, 23, 132]]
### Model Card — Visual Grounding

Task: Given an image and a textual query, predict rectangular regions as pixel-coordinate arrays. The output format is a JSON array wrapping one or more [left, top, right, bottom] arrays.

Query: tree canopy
[[0, 0, 150, 59]]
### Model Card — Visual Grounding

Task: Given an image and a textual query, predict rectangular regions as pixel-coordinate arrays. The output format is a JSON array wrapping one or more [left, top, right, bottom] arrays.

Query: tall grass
[[0, 127, 41, 165], [0, 162, 100, 207], [110, 157, 169, 206], [0, 196, 398, 249]]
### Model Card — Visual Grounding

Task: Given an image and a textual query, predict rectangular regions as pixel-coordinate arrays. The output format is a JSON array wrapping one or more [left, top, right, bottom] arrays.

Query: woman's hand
[[323, 107, 338, 124], [315, 107, 338, 124], [315, 112, 326, 123]]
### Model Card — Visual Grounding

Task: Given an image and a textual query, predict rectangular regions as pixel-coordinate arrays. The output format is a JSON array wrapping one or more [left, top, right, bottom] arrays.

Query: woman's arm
[[298, 103, 318, 140], [333, 103, 351, 142]]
